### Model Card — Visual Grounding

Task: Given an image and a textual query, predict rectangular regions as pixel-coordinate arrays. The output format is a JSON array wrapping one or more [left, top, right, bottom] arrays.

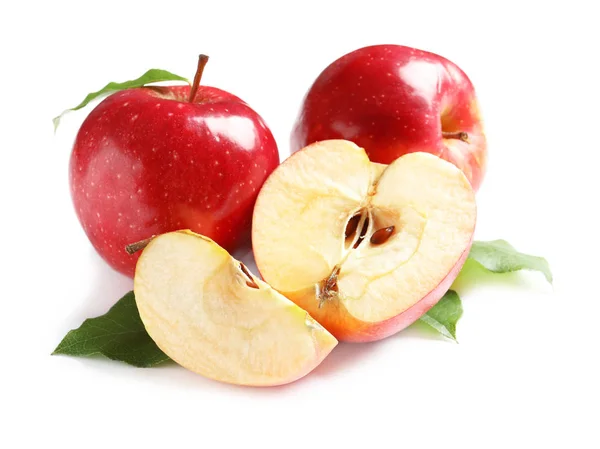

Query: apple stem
[[125, 237, 155, 255], [188, 54, 210, 103], [442, 131, 470, 143]]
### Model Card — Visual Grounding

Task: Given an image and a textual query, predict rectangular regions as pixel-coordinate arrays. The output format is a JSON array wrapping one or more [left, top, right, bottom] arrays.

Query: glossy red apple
[[291, 45, 487, 191], [70, 55, 279, 277]]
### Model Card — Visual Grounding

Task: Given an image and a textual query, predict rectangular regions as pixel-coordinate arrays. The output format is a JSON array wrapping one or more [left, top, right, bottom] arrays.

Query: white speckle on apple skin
[[177, 104, 184, 109], [168, 112, 173, 117], [131, 114, 139, 122]]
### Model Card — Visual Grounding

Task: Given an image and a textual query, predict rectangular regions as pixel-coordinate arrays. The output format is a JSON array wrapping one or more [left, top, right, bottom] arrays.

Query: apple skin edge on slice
[[134, 231, 337, 386], [252, 140, 477, 342]]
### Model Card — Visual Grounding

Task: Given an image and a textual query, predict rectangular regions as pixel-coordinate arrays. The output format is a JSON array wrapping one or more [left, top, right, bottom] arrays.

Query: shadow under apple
[[60, 248, 133, 328]]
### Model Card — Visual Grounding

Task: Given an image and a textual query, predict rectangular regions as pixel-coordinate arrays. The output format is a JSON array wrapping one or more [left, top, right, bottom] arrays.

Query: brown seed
[[345, 214, 361, 238], [370, 226, 395, 245], [239, 263, 259, 289]]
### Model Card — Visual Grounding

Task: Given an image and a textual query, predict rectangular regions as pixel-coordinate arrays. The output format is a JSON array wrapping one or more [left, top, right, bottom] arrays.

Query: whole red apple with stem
[[291, 45, 487, 191], [70, 55, 279, 277]]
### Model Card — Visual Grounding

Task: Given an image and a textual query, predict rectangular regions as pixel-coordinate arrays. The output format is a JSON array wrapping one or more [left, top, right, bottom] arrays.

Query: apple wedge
[[134, 231, 337, 386], [252, 140, 476, 342]]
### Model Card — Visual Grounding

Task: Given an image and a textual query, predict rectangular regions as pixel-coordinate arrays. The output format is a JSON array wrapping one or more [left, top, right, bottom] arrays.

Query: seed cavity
[[370, 226, 395, 245], [353, 216, 370, 249], [239, 263, 259, 289]]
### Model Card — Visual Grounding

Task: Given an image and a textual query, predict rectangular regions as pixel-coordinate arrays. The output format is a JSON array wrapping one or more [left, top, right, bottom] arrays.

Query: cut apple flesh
[[134, 231, 337, 386], [252, 140, 476, 342]]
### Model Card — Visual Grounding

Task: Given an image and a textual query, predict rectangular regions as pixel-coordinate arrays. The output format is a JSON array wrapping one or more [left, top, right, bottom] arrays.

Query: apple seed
[[370, 226, 395, 245]]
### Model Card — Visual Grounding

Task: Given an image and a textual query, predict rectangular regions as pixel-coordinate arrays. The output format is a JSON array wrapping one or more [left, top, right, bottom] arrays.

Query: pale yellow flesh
[[134, 231, 337, 386], [252, 140, 476, 323]]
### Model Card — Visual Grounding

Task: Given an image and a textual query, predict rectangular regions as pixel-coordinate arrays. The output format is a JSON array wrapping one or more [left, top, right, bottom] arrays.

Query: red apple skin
[[70, 85, 279, 277], [291, 45, 487, 191]]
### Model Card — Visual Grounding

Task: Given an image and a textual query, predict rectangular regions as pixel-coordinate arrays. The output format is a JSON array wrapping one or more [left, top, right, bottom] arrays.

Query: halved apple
[[252, 140, 476, 342], [134, 231, 337, 386]]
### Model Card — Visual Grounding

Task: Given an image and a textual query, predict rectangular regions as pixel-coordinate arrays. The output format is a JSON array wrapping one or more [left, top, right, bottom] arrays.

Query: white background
[[2, 1, 599, 448]]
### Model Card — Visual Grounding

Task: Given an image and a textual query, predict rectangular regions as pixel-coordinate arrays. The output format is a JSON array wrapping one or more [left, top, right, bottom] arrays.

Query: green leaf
[[53, 68, 189, 130], [468, 240, 553, 283], [53, 291, 170, 367], [419, 290, 463, 341]]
